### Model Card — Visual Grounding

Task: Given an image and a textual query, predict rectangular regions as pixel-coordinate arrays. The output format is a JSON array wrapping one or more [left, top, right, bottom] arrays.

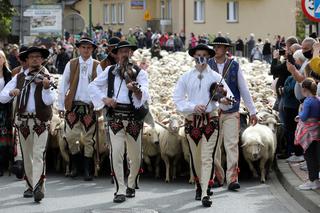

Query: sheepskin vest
[[209, 59, 241, 113], [15, 72, 52, 122]]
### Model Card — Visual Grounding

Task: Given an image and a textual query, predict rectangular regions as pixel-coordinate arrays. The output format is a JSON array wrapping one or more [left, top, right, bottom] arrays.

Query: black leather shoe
[[228, 182, 240, 191], [202, 196, 212, 207], [23, 188, 33, 198], [195, 187, 202, 201], [126, 187, 135, 198], [113, 194, 126, 203], [83, 157, 93, 181], [207, 188, 213, 196], [33, 186, 44, 202], [70, 153, 81, 178], [212, 181, 223, 188]]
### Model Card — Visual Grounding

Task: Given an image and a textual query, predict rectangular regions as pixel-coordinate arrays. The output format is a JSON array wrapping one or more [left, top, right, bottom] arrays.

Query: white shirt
[[0, 69, 56, 112], [216, 60, 257, 115], [0, 77, 4, 92], [294, 60, 308, 101], [96, 64, 104, 76], [57, 56, 95, 110], [88, 64, 149, 111], [173, 66, 233, 117]]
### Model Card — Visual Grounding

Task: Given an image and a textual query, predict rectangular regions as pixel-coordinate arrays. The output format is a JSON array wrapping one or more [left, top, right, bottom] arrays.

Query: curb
[[275, 159, 320, 213]]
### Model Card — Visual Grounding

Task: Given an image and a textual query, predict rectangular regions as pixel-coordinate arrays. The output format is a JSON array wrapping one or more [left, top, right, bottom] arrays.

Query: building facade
[[65, 0, 296, 41]]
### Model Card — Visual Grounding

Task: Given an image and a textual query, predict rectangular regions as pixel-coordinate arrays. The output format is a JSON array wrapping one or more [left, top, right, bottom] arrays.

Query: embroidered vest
[[209, 59, 241, 113], [64, 58, 99, 111], [15, 72, 53, 122]]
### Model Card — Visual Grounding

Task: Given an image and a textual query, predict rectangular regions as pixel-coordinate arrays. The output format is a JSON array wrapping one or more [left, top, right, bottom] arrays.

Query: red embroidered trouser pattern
[[186, 112, 219, 199], [16, 118, 48, 192]]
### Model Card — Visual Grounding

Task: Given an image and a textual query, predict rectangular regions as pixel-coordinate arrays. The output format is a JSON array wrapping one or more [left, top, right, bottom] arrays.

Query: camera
[[287, 54, 295, 64], [195, 56, 207, 65], [279, 48, 286, 56]]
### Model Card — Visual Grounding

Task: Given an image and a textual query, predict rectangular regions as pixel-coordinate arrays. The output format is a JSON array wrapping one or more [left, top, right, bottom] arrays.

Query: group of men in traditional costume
[[0, 36, 257, 208]]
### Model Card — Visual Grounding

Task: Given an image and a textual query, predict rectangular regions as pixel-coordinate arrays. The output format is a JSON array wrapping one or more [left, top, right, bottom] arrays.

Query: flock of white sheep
[[49, 49, 279, 184]]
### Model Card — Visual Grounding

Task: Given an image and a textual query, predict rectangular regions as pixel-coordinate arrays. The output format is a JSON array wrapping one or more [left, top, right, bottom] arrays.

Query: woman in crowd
[[0, 50, 13, 176], [295, 78, 320, 190]]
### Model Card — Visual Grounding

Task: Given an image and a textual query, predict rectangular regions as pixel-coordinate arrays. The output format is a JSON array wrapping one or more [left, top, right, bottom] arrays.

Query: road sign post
[[302, 0, 320, 22]]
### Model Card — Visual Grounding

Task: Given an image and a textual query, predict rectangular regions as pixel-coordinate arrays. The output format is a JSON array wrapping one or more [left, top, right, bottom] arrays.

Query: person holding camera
[[270, 36, 298, 159]]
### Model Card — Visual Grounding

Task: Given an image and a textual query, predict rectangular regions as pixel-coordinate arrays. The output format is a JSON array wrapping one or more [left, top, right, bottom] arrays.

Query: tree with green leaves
[[0, 0, 16, 38]]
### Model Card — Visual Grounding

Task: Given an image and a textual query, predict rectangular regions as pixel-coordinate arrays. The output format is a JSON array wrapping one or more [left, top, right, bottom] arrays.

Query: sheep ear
[[162, 119, 170, 125], [241, 143, 247, 147]]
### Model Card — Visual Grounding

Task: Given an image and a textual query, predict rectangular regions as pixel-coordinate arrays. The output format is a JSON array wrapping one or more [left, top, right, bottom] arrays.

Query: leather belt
[[73, 101, 92, 107], [17, 113, 36, 119]]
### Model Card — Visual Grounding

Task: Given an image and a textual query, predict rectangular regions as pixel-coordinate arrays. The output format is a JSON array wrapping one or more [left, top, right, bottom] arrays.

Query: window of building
[[111, 4, 117, 24], [119, 3, 125, 24], [227, 1, 238, 22], [103, 4, 110, 24], [167, 0, 172, 19], [160, 0, 165, 19], [194, 0, 205, 23]]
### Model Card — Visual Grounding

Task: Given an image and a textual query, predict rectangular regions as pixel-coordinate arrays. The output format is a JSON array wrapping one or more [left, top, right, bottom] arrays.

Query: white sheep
[[156, 115, 182, 183], [241, 124, 276, 183], [142, 124, 161, 178]]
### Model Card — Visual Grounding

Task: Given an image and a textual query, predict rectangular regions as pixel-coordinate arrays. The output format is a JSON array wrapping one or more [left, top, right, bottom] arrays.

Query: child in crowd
[[295, 78, 320, 190]]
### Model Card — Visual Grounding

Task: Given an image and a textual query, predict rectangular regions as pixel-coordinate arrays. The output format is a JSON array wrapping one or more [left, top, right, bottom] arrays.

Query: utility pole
[[89, 0, 92, 38], [62, 0, 65, 39], [20, 0, 23, 44]]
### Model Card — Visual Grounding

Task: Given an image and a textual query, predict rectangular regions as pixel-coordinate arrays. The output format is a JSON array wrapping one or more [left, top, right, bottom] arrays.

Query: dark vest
[[107, 65, 148, 120], [208, 59, 241, 113], [16, 72, 53, 122]]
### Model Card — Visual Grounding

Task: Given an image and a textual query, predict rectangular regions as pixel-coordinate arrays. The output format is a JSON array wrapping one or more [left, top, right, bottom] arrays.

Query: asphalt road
[[0, 172, 308, 213]]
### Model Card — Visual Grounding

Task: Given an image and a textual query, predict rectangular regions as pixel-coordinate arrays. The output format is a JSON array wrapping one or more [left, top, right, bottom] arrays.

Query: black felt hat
[[18, 46, 50, 62], [108, 37, 121, 47], [75, 37, 97, 48], [111, 41, 137, 54], [188, 44, 215, 57], [210, 36, 231, 47]]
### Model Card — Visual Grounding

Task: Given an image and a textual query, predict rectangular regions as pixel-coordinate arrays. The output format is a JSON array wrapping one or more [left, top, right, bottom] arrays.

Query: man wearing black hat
[[173, 44, 233, 207], [57, 37, 100, 181], [97, 37, 120, 75], [208, 37, 257, 191], [88, 40, 149, 203], [11, 45, 29, 76], [0, 46, 55, 202]]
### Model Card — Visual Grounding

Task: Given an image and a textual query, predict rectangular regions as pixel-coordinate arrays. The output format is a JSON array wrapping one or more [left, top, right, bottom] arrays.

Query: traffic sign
[[63, 13, 85, 35], [144, 10, 151, 21], [302, 0, 320, 22]]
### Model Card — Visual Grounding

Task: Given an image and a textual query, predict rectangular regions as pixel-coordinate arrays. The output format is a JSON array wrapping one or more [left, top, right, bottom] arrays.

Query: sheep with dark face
[[241, 124, 276, 183]]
